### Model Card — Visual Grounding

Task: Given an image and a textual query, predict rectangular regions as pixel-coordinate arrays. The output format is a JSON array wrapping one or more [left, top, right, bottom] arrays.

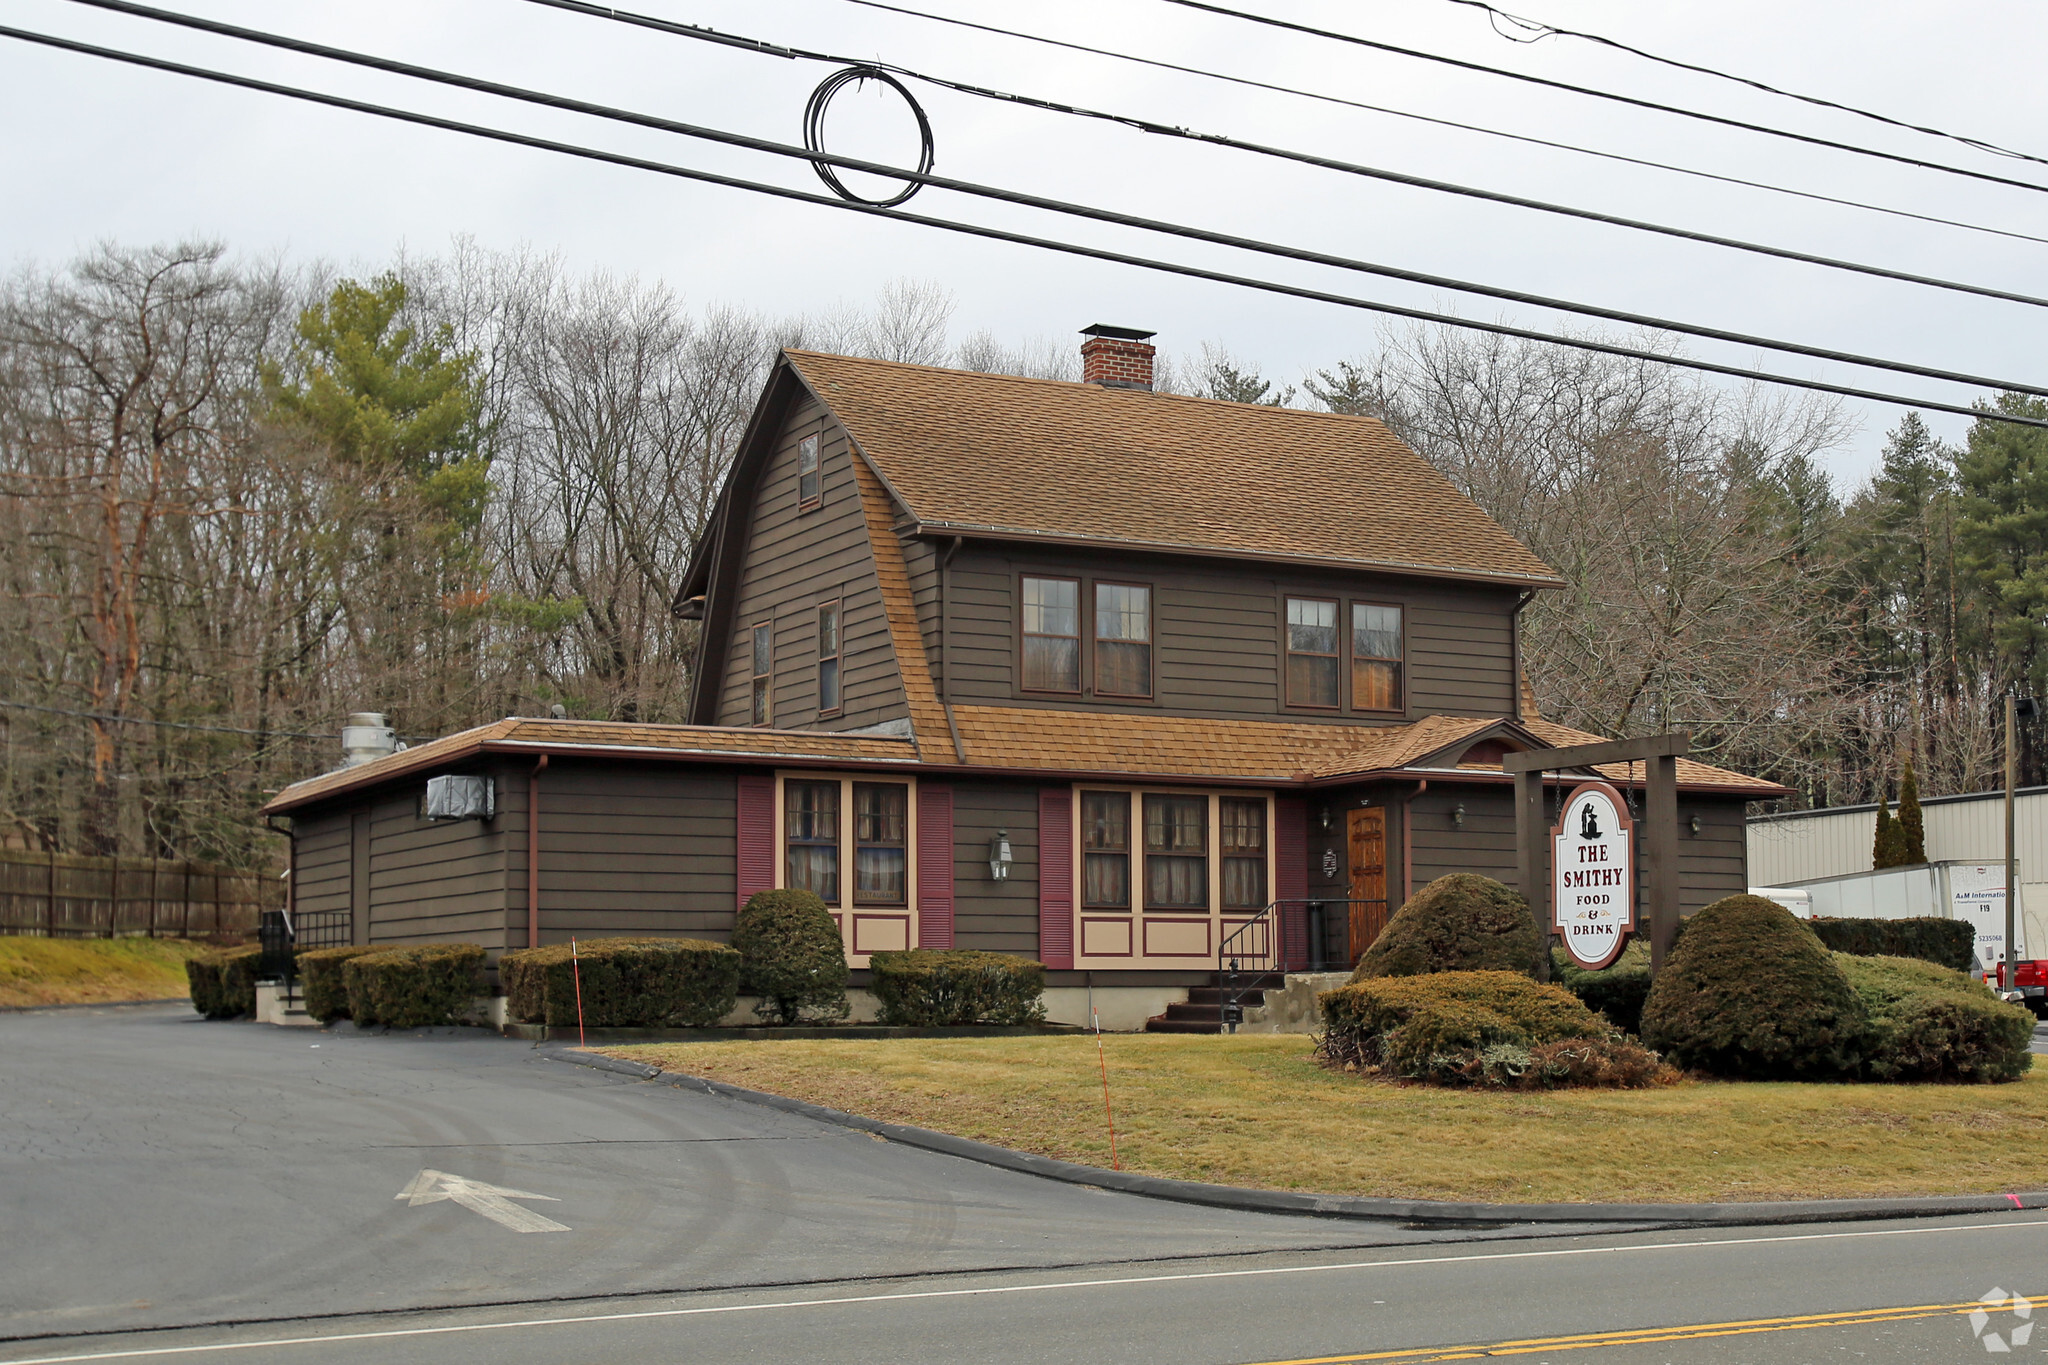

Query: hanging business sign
[[1552, 780, 1635, 970]]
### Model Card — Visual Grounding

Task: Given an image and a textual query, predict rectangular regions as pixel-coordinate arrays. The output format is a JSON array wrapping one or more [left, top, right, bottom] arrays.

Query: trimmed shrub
[[733, 889, 850, 1024], [1317, 970, 1663, 1087], [1351, 873, 1540, 980], [869, 950, 1047, 1026], [1839, 953, 2033, 1083], [295, 945, 385, 1023], [1808, 917, 1976, 972], [1640, 894, 1866, 1080], [187, 946, 260, 1018], [342, 943, 487, 1028], [1553, 939, 1652, 1035], [499, 937, 742, 1029]]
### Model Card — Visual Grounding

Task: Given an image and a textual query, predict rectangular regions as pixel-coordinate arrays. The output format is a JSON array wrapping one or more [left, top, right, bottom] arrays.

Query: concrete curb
[[545, 1050, 2048, 1229], [0, 997, 188, 1014]]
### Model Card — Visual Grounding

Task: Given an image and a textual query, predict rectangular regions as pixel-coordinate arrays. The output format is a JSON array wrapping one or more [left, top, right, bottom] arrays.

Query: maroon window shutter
[[916, 784, 955, 949], [1275, 795, 1309, 971], [1038, 788, 1074, 969], [736, 773, 776, 914]]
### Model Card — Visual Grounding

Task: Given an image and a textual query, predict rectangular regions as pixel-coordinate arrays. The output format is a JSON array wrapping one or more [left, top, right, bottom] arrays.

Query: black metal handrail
[[1217, 898, 1389, 1033]]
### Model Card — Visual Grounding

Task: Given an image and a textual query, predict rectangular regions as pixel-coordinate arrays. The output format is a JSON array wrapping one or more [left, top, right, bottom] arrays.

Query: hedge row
[[869, 950, 1047, 1026], [735, 890, 852, 1024], [1807, 916, 1976, 971], [1352, 874, 1541, 980], [297, 945, 385, 1023], [499, 937, 741, 1028], [1551, 941, 1652, 1035], [1319, 970, 1667, 1088], [341, 944, 487, 1029], [186, 946, 261, 1019], [1641, 894, 2031, 1083]]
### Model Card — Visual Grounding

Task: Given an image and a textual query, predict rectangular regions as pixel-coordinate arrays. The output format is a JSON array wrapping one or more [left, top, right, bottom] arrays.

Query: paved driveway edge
[[548, 1049, 2048, 1229]]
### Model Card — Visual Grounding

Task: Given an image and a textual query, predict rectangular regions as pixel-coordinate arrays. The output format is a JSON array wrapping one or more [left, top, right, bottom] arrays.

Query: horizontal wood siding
[[941, 544, 1520, 721], [292, 810, 352, 917], [1407, 790, 1518, 892], [716, 396, 906, 732], [1679, 798, 1750, 912], [508, 761, 739, 944], [950, 781, 1041, 955], [364, 783, 513, 949]]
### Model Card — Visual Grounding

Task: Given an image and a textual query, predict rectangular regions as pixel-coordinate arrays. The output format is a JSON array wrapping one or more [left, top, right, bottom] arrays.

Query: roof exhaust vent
[[1080, 324, 1156, 391], [341, 712, 397, 768]]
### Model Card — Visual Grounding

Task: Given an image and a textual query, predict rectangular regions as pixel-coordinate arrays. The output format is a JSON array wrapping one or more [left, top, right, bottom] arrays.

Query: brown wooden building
[[262, 327, 1787, 1024]]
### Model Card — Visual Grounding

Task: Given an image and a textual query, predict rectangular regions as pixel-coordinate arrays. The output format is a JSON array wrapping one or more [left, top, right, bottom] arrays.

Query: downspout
[[527, 755, 548, 948], [940, 535, 968, 762], [1394, 779, 1428, 903], [1510, 589, 1536, 722]]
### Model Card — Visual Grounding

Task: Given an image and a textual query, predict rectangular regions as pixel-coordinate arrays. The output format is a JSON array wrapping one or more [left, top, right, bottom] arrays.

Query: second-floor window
[[750, 622, 773, 725], [797, 434, 821, 510], [1352, 602, 1404, 711], [817, 602, 841, 715], [1094, 583, 1151, 697], [1022, 576, 1081, 692], [1285, 597, 1339, 708]]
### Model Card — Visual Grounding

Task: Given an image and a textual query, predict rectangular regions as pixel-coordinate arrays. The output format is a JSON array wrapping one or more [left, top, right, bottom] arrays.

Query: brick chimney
[[1080, 324, 1156, 391]]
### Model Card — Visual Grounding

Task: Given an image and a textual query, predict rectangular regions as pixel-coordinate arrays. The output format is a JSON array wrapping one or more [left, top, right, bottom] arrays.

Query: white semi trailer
[[1750, 859, 2022, 975]]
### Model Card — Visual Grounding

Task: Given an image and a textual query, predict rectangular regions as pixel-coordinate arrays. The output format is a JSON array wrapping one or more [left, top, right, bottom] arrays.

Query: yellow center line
[[1238, 1294, 2028, 1364]]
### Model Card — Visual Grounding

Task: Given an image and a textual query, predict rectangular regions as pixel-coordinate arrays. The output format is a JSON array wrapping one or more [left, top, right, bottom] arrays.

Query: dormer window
[[1022, 576, 1081, 693], [797, 434, 821, 510]]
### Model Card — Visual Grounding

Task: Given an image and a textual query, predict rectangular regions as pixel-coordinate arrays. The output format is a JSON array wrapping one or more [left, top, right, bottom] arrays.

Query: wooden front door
[[1346, 807, 1388, 963]]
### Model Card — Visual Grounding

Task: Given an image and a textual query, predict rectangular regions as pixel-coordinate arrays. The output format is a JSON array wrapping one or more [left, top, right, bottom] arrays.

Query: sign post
[[1505, 732, 1689, 978]]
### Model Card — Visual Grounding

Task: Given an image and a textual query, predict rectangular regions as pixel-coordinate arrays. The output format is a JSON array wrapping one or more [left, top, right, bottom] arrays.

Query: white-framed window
[[1072, 786, 1273, 965]]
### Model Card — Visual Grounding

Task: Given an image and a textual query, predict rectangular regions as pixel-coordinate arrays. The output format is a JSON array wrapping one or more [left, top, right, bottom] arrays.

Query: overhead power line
[[832, 0, 2048, 250], [6, 22, 2047, 433], [1440, 0, 2048, 168], [40, 4, 2048, 404], [1154, 0, 2048, 198], [512, 0, 2048, 310]]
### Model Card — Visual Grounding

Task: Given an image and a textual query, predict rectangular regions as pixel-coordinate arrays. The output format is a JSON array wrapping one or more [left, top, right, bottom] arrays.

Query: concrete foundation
[[252, 982, 316, 1027], [1238, 972, 1349, 1035], [1041, 985, 1189, 1032]]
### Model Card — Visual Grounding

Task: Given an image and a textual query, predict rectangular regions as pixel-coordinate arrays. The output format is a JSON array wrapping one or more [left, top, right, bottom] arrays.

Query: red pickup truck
[[1993, 960, 2048, 1017]]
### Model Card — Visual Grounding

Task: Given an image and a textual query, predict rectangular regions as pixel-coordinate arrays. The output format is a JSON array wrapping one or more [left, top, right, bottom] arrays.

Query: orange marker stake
[[1089, 982, 1120, 1171], [571, 936, 586, 1049]]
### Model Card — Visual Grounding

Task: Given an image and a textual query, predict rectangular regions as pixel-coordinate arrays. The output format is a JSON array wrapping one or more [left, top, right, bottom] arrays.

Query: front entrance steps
[[1144, 982, 1270, 1034], [253, 981, 316, 1027]]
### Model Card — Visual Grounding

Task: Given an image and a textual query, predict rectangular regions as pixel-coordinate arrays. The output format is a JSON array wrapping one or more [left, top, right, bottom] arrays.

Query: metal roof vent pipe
[[342, 712, 397, 768]]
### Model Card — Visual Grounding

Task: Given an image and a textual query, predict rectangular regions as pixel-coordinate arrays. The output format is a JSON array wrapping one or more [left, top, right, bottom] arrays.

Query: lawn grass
[[0, 935, 213, 1009], [605, 1033, 2048, 1205]]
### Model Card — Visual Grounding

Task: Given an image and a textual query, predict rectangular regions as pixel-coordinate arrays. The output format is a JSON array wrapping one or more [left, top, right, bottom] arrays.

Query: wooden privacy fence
[[0, 849, 282, 939]]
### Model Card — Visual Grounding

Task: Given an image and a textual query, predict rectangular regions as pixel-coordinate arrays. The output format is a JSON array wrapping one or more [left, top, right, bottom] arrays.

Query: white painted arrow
[[394, 1169, 570, 1233]]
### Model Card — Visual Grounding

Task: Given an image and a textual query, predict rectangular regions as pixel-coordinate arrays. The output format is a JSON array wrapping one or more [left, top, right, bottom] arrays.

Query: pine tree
[[1897, 759, 1926, 864], [1872, 792, 1899, 869]]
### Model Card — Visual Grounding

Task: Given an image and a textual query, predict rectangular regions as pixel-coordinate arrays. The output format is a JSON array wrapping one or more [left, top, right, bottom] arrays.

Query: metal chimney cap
[[1079, 324, 1155, 341]]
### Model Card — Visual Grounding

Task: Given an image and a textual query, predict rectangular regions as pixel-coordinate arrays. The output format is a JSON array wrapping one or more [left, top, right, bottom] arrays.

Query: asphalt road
[[4, 1004, 2046, 1365]]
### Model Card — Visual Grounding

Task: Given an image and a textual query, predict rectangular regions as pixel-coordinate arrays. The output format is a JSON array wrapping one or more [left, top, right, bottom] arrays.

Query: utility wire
[[7, 22, 2046, 433], [1440, 0, 2048, 169], [833, 0, 2048, 250], [41, 4, 2048, 403], [513, 0, 2048, 311], [1154, 0, 2048, 198]]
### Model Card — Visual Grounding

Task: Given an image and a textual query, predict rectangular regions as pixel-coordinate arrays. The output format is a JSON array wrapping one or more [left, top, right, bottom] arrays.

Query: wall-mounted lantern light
[[1451, 802, 1466, 829], [1688, 813, 1702, 835], [988, 828, 1013, 881], [1319, 806, 1332, 831]]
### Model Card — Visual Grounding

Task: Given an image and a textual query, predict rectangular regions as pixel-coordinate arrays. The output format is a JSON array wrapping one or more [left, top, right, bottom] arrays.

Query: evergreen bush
[[341, 943, 487, 1028], [1350, 873, 1540, 980], [1640, 894, 1866, 1079], [733, 889, 850, 1024], [1318, 970, 1663, 1087], [1552, 939, 1652, 1034], [187, 945, 260, 1018], [1897, 760, 1926, 865], [499, 937, 742, 1028], [295, 945, 384, 1022], [1839, 953, 2032, 1083], [1808, 916, 1976, 971], [869, 950, 1047, 1026]]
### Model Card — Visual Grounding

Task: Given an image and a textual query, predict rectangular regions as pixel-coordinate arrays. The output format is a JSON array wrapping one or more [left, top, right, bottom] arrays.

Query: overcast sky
[[3, 0, 2044, 485]]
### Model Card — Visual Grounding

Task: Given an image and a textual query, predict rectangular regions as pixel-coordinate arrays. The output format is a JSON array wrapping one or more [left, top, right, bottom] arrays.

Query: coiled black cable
[[803, 65, 933, 207]]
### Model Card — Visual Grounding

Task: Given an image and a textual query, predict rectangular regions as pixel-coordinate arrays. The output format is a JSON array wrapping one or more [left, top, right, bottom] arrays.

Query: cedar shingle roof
[[852, 452, 958, 762], [785, 350, 1562, 587], [265, 709, 1784, 813]]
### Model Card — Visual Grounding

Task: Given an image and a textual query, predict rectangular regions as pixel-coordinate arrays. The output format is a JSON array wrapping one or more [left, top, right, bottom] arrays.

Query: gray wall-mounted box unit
[[424, 774, 495, 821]]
